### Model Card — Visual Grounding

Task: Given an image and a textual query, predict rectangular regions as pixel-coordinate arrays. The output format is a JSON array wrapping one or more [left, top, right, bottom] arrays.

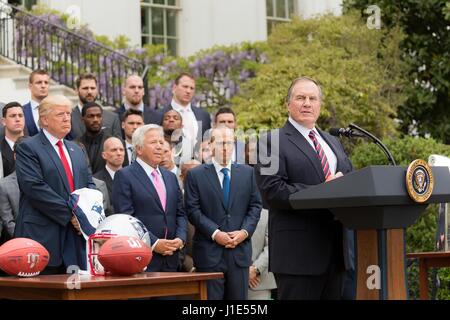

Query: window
[[266, 0, 296, 35], [141, 0, 180, 56]]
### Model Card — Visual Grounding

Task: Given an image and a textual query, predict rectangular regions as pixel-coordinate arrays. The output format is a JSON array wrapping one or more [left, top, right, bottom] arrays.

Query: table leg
[[199, 281, 208, 300], [418, 259, 429, 300]]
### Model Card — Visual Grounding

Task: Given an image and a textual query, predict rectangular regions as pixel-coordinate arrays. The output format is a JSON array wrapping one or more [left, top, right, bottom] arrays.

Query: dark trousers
[[275, 260, 345, 300], [41, 265, 66, 275], [197, 249, 249, 300]]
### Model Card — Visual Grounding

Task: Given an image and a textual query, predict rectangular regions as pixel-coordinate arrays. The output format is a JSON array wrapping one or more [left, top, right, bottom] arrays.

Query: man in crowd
[[77, 102, 112, 174], [15, 95, 96, 274], [159, 73, 211, 147], [117, 74, 162, 125], [184, 127, 262, 299], [121, 108, 144, 166], [112, 124, 187, 272], [162, 109, 193, 166], [23, 69, 49, 136], [69, 73, 121, 140], [214, 107, 245, 164], [1, 102, 25, 177], [94, 136, 125, 215]]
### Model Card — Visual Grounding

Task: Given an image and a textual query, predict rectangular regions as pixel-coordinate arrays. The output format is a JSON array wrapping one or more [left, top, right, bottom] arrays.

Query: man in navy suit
[[22, 69, 49, 137], [112, 124, 187, 272], [1, 102, 25, 177], [117, 75, 162, 125], [255, 77, 354, 300], [15, 95, 96, 274], [159, 73, 211, 147], [184, 127, 262, 300]]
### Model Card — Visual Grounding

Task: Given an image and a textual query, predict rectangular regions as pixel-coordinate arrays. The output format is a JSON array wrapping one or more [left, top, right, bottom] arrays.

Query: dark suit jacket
[[117, 104, 163, 125], [112, 161, 187, 271], [1, 138, 15, 177], [184, 163, 262, 269], [15, 131, 96, 267], [0, 171, 19, 242], [69, 106, 122, 140], [94, 167, 114, 215], [255, 121, 354, 276], [23, 102, 39, 137], [159, 105, 211, 141]]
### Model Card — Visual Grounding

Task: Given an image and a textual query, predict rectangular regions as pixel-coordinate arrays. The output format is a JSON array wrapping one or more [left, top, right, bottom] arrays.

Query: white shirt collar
[[136, 157, 161, 177], [105, 164, 118, 180], [288, 116, 319, 138], [4, 136, 15, 150], [42, 128, 63, 146], [171, 99, 192, 113], [30, 100, 40, 110], [212, 157, 232, 175], [123, 101, 144, 112]]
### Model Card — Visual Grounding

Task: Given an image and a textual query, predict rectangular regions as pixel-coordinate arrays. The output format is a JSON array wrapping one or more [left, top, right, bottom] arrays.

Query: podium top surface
[[289, 165, 450, 210]]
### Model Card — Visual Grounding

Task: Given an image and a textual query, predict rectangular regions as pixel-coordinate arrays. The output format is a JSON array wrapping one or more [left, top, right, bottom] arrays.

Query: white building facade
[[8, 0, 342, 56]]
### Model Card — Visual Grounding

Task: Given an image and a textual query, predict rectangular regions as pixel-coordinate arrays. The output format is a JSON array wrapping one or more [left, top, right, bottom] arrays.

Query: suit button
[[227, 215, 231, 219]]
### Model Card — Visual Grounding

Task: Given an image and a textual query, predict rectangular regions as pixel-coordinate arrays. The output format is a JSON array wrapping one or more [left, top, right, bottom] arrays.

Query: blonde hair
[[38, 95, 72, 127]]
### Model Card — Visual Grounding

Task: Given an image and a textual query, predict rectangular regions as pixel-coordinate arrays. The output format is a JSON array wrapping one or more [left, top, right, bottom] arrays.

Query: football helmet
[[87, 214, 151, 276]]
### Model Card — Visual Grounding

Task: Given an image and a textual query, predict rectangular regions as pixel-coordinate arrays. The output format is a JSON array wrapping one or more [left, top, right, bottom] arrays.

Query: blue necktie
[[221, 168, 230, 207]]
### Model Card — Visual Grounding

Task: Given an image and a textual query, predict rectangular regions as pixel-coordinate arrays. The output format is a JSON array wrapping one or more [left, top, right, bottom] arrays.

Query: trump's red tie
[[308, 130, 331, 180], [56, 140, 74, 192]]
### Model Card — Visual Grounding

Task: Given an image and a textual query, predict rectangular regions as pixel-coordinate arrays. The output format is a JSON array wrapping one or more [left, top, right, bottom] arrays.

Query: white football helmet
[[87, 214, 151, 276]]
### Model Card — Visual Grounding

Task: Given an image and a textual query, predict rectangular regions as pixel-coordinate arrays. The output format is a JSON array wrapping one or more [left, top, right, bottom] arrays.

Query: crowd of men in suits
[[0, 71, 357, 300]]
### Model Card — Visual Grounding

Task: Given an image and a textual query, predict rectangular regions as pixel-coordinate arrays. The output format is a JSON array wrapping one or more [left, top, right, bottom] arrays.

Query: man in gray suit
[[248, 208, 277, 299], [0, 136, 26, 243], [69, 73, 121, 140]]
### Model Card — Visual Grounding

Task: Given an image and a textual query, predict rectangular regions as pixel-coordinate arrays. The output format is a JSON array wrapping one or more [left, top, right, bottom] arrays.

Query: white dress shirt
[[171, 99, 198, 145], [43, 129, 73, 172], [123, 101, 144, 113], [125, 141, 134, 163], [105, 165, 117, 180], [4, 136, 14, 151], [288, 117, 337, 175]]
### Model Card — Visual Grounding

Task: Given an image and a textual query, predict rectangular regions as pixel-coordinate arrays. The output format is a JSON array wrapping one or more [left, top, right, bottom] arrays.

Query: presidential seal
[[406, 159, 434, 203]]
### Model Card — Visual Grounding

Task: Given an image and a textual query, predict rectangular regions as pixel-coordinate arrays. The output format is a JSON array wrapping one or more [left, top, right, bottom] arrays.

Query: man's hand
[[153, 239, 179, 255], [226, 230, 247, 248], [214, 231, 234, 247], [249, 266, 261, 289], [326, 171, 343, 182], [70, 216, 81, 235]]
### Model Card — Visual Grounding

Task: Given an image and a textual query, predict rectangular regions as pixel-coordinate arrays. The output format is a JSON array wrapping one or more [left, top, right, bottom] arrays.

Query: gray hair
[[132, 124, 164, 150], [285, 76, 323, 103]]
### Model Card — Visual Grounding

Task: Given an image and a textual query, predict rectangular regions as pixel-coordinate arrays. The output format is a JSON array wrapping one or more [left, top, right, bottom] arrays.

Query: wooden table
[[407, 251, 450, 300], [0, 272, 223, 300]]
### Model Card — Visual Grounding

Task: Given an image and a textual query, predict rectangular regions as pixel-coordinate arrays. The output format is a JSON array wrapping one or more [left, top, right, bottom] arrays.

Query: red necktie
[[308, 131, 331, 180], [56, 140, 74, 192]]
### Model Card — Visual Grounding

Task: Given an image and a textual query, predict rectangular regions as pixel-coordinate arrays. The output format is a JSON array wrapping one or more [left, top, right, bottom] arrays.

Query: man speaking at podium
[[255, 77, 354, 300]]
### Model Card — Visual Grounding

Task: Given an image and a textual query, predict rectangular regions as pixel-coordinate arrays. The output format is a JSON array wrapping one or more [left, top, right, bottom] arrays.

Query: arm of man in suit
[[111, 113, 123, 139], [0, 183, 16, 239], [15, 141, 72, 226], [228, 170, 262, 248], [255, 131, 316, 210], [174, 177, 188, 248], [184, 170, 233, 247]]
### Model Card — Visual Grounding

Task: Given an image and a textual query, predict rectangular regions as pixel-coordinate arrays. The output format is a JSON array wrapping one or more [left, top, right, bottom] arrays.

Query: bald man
[[94, 136, 125, 215], [117, 75, 162, 125]]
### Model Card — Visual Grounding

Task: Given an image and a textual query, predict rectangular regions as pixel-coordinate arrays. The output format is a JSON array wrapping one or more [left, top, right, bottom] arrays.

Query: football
[[98, 236, 152, 276], [0, 238, 50, 277]]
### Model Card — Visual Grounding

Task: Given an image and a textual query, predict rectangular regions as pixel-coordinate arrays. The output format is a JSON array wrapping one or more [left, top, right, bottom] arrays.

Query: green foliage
[[350, 136, 450, 298], [343, 0, 450, 143], [232, 12, 407, 138]]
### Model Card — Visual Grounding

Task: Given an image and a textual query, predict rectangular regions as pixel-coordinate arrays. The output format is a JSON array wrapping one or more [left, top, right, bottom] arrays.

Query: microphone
[[329, 127, 365, 138]]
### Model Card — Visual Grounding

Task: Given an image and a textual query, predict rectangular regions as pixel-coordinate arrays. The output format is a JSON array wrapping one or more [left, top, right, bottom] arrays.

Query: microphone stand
[[348, 123, 396, 166]]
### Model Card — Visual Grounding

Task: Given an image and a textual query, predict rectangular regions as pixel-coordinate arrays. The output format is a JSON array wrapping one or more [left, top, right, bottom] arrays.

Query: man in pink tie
[[113, 124, 187, 272], [15, 95, 97, 274]]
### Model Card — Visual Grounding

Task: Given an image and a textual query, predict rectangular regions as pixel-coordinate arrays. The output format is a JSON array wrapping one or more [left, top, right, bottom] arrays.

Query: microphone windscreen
[[329, 128, 341, 137]]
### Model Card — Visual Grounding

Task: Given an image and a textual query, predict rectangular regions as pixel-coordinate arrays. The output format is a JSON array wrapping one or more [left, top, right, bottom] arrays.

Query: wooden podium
[[289, 166, 450, 300]]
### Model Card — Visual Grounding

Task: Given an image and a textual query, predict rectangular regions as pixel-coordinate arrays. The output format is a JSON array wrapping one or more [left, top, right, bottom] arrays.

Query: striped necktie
[[308, 130, 331, 180]]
